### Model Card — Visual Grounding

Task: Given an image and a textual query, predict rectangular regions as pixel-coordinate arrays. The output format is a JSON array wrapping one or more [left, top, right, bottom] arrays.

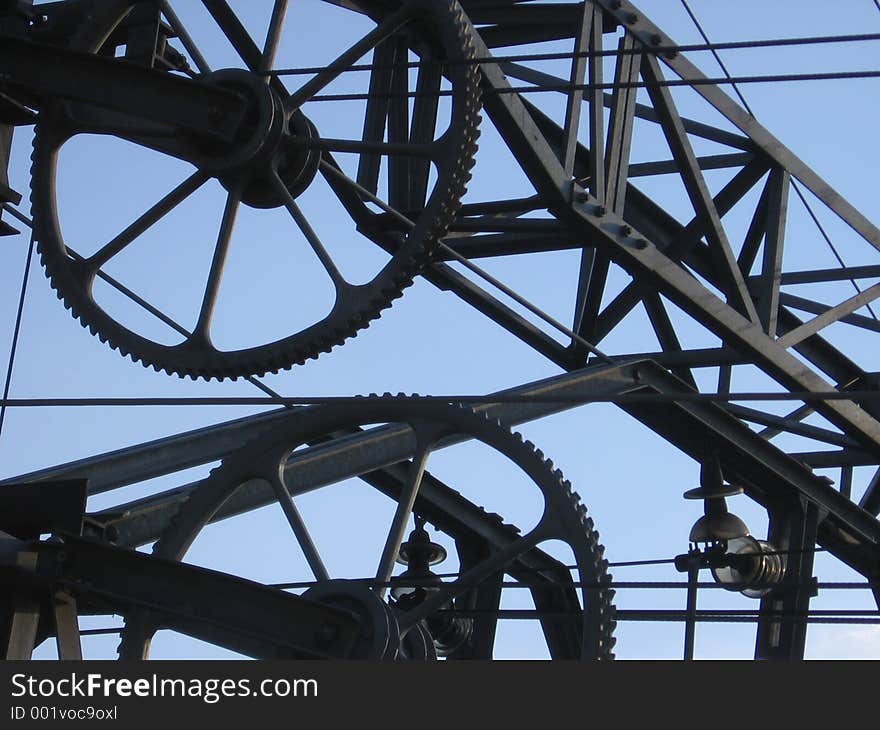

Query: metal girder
[[778, 289, 880, 345], [103, 360, 880, 581], [592, 0, 880, 249], [499, 61, 754, 152], [12, 534, 363, 659], [0, 36, 246, 141], [0, 123, 19, 236], [0, 407, 308, 494], [451, 538, 503, 659], [96, 362, 644, 547], [755, 499, 820, 660], [640, 53, 758, 324], [6, 355, 880, 579], [470, 25, 880, 460], [2, 361, 643, 495]]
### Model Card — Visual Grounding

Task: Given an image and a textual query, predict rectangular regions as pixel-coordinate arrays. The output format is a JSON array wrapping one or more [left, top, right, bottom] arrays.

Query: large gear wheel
[[30, 0, 481, 379], [117, 398, 616, 659]]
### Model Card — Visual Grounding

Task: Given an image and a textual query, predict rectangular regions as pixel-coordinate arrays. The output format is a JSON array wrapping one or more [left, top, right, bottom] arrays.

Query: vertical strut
[[754, 499, 819, 660]]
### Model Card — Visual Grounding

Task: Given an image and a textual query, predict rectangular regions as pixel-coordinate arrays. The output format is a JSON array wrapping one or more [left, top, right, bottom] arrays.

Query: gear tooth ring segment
[[30, 0, 481, 379], [118, 399, 615, 660]]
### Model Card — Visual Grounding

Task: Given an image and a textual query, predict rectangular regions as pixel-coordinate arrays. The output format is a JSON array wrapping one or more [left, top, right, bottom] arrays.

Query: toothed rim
[[30, 0, 481, 380], [118, 399, 615, 659]]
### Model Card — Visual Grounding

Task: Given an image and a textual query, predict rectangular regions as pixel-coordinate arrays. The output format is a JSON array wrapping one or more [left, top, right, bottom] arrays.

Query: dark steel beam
[[27, 535, 362, 659], [755, 169, 789, 337], [755, 499, 819, 660], [641, 290, 697, 388], [778, 291, 880, 340], [356, 37, 395, 195], [499, 61, 754, 151], [0, 36, 245, 142], [88, 360, 880, 585], [472, 26, 880, 458], [776, 265, 880, 286], [724, 404, 857, 449], [442, 233, 577, 259], [97, 362, 646, 546], [594, 0, 880, 249], [0, 536, 39, 660], [1, 361, 643, 498], [641, 54, 758, 323]]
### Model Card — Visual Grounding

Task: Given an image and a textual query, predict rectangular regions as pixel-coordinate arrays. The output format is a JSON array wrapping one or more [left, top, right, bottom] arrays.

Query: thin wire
[[2, 203, 31, 228], [270, 577, 870, 591], [302, 70, 880, 103], [4, 390, 880, 406], [680, 1, 878, 322], [609, 557, 677, 568], [268, 32, 880, 76], [0, 230, 36, 441], [0, 205, 290, 403], [79, 627, 123, 636], [319, 161, 614, 363], [438, 608, 880, 625], [444, 608, 880, 617], [2, 216, 876, 409], [680, 0, 754, 114], [439, 242, 615, 364], [791, 181, 879, 321], [77, 603, 880, 635], [269, 548, 835, 590]]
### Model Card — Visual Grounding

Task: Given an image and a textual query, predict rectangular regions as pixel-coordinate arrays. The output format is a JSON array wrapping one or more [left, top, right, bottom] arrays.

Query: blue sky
[[2, 0, 879, 659]]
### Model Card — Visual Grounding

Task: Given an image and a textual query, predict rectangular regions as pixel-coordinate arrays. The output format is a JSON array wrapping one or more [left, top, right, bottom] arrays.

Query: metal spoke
[[203, 0, 263, 72], [159, 1, 212, 75], [271, 172, 346, 287], [284, 7, 410, 112], [259, 0, 289, 76], [374, 445, 431, 600], [270, 474, 330, 582], [84, 171, 210, 273], [193, 188, 241, 341], [319, 159, 414, 229]]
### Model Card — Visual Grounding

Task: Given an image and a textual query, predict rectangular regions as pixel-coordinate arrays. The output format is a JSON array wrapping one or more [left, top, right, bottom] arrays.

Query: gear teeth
[[30, 0, 481, 380], [117, 398, 616, 660]]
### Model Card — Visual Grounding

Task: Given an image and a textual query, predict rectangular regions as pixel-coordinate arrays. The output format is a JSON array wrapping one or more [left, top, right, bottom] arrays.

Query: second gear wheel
[[117, 398, 617, 660]]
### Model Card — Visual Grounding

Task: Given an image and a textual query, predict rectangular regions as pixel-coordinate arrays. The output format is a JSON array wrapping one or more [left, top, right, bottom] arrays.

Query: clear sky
[[1, 0, 879, 659]]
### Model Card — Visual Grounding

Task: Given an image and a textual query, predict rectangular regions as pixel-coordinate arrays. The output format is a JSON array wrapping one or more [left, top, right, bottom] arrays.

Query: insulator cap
[[689, 511, 750, 543]]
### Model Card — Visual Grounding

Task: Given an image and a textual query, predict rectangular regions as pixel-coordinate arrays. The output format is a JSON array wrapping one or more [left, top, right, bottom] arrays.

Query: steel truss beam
[[6, 360, 880, 584], [467, 13, 880, 462]]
